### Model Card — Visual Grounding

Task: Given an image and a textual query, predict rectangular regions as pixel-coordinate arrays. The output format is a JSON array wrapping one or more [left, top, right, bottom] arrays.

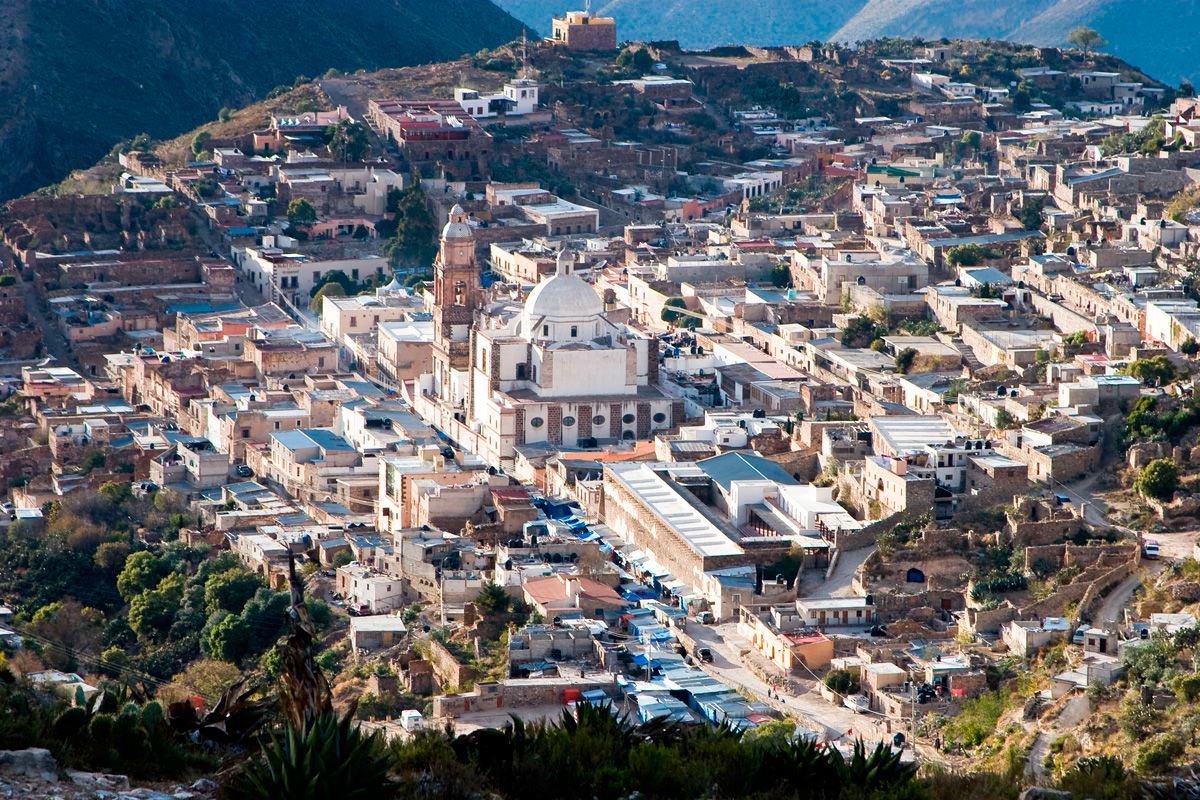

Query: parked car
[[1072, 625, 1087, 645], [696, 647, 714, 663], [235, 465, 254, 478], [1143, 541, 1160, 560]]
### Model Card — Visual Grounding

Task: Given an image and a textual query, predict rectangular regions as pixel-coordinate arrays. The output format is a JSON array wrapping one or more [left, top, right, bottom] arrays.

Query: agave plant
[[834, 739, 916, 790], [166, 677, 273, 745], [223, 713, 395, 800]]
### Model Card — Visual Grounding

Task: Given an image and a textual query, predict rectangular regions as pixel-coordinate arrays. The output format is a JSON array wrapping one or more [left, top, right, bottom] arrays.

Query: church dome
[[441, 204, 473, 241], [524, 272, 603, 321]]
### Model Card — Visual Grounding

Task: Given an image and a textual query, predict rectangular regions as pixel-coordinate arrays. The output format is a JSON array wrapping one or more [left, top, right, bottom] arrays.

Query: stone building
[[551, 10, 618, 51]]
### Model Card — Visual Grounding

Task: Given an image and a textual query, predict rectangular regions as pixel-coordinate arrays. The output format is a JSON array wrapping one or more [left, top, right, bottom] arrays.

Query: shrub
[[1118, 695, 1161, 738], [1135, 459, 1180, 501], [1057, 755, 1131, 800], [944, 691, 1007, 748], [1134, 733, 1185, 774], [823, 669, 858, 695], [1175, 673, 1200, 703], [52, 706, 88, 739]]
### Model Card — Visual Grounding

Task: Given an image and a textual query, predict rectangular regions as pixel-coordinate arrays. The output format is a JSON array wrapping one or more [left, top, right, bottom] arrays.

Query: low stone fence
[[432, 677, 616, 719]]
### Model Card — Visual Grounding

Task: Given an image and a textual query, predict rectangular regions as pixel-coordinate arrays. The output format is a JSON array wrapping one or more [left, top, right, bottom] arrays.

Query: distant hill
[[492, 1, 861, 47], [495, 0, 1196, 85], [0, 0, 525, 199], [832, 0, 1200, 85]]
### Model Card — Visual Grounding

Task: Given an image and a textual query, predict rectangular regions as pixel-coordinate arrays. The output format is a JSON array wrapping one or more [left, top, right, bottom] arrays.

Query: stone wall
[[427, 638, 478, 689], [432, 677, 615, 719]]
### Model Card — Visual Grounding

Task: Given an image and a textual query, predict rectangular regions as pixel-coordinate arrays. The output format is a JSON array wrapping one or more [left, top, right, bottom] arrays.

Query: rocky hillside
[[0, 0, 525, 200], [496, 0, 1197, 84]]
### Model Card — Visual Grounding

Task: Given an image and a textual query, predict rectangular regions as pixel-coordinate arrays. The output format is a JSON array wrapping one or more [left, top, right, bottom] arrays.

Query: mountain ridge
[[0, 0, 526, 200], [494, 0, 1196, 84]]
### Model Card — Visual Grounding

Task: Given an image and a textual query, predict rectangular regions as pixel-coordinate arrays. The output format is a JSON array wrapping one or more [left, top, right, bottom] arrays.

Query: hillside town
[[6, 11, 1200, 791]]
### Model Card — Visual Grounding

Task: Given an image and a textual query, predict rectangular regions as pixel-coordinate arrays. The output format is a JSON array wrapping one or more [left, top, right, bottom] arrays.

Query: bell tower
[[431, 204, 480, 403]]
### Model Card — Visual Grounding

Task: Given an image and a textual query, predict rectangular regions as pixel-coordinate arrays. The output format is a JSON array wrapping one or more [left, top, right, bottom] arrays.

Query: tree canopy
[[287, 198, 318, 227], [384, 182, 438, 271], [1067, 27, 1106, 53], [326, 120, 370, 162], [1136, 459, 1179, 501]]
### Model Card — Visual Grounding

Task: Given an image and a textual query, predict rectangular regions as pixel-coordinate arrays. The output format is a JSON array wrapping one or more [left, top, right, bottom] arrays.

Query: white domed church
[[419, 213, 680, 469], [469, 248, 680, 468]]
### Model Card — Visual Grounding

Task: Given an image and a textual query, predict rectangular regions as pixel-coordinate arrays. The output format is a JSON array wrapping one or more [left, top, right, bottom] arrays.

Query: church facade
[[415, 206, 681, 470]]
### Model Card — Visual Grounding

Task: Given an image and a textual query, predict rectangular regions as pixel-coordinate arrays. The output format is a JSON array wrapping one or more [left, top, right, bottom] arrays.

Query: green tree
[[310, 282, 347, 315], [661, 297, 699, 329], [94, 541, 131, 574], [1018, 198, 1045, 231], [129, 573, 185, 642], [190, 131, 212, 157], [474, 582, 512, 615], [840, 316, 884, 348], [1182, 338, 1199, 356], [894, 348, 917, 374], [947, 243, 985, 266], [1067, 27, 1106, 53], [1122, 355, 1178, 386], [287, 198, 318, 227], [117, 551, 165, 601], [218, 107, 234, 122], [770, 264, 792, 288], [327, 121, 370, 162], [203, 568, 262, 616], [384, 182, 438, 271], [1136, 459, 1180, 501], [615, 46, 655, 75], [824, 668, 858, 694], [98, 481, 132, 506], [205, 613, 251, 662]]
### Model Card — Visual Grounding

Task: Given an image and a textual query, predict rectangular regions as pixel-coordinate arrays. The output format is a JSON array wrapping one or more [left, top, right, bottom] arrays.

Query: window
[[622, 413, 635, 424], [542, 325, 549, 337], [592, 415, 606, 425], [274, 422, 280, 430], [241, 429, 250, 438], [570, 326, 578, 338], [529, 417, 544, 428], [652, 412, 666, 423], [562, 416, 576, 427], [516, 364, 527, 380]]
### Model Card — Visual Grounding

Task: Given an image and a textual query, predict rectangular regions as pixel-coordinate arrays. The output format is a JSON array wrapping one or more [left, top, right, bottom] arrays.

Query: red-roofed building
[[367, 99, 493, 179], [737, 607, 834, 672], [522, 574, 627, 619]]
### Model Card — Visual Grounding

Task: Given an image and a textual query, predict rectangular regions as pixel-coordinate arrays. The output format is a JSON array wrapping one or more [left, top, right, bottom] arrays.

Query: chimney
[[892, 457, 907, 476]]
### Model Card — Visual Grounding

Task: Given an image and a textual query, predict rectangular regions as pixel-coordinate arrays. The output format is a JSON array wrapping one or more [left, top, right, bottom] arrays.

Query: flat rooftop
[[607, 463, 742, 558]]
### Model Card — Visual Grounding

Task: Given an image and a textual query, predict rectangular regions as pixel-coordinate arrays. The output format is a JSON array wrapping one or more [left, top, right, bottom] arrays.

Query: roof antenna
[[585, 0, 591, 13]]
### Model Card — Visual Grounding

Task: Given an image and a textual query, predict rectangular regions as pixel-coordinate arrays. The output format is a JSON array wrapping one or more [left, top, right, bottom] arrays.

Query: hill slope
[[0, 0, 525, 200], [497, 0, 1196, 84]]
